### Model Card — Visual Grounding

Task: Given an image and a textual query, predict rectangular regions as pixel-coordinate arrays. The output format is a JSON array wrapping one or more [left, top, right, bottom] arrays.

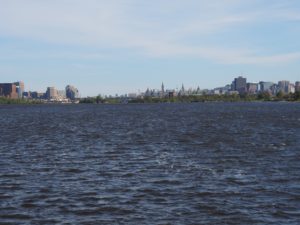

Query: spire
[[181, 83, 185, 92]]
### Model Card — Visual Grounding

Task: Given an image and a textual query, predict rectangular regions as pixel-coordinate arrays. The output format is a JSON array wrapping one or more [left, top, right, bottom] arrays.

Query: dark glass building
[[233, 76, 247, 94], [0, 83, 18, 99]]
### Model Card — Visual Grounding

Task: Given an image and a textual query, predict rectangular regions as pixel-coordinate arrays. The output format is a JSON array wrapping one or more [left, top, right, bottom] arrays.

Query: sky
[[0, 0, 300, 96]]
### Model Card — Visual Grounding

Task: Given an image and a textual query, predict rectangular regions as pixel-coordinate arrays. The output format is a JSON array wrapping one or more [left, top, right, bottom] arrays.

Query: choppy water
[[0, 103, 300, 224]]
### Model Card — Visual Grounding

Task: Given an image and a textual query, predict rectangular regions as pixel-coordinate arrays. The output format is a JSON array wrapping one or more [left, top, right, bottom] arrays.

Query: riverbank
[[1, 92, 299, 105], [0, 97, 42, 105], [79, 92, 300, 104]]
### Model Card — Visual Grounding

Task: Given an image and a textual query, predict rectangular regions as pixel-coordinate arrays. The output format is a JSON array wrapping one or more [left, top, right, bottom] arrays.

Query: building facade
[[57, 90, 66, 99], [278, 81, 290, 94], [30, 92, 45, 99], [295, 81, 300, 92], [14, 81, 25, 98], [65, 85, 79, 100], [247, 83, 258, 94], [46, 87, 57, 99], [259, 82, 274, 93], [232, 76, 247, 94], [0, 83, 18, 99]]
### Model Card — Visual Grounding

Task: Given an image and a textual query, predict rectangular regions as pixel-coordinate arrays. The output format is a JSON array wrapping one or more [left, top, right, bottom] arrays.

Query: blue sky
[[0, 0, 299, 96]]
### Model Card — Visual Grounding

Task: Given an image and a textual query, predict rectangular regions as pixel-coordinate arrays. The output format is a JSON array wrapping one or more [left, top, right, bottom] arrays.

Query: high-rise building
[[233, 76, 247, 93], [160, 82, 165, 97], [46, 87, 57, 99], [0, 83, 18, 99], [14, 81, 25, 98], [295, 82, 300, 92], [65, 85, 79, 100], [278, 81, 290, 94]]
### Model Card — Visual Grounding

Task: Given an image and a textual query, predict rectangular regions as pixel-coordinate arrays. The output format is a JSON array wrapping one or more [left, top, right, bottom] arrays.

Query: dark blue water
[[0, 103, 300, 224]]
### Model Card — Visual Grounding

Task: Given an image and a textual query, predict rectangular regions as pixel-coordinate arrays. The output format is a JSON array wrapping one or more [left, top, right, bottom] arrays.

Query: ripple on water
[[0, 103, 299, 224]]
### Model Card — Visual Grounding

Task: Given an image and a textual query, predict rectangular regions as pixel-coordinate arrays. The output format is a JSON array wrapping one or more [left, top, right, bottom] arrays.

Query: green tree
[[257, 92, 271, 101], [96, 95, 103, 104], [276, 91, 285, 100], [292, 91, 300, 101]]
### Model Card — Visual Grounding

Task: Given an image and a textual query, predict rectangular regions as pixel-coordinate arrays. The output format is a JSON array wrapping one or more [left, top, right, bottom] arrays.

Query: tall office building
[[46, 87, 57, 99], [278, 81, 290, 94], [233, 76, 247, 94], [295, 82, 300, 92], [14, 81, 25, 98], [65, 85, 79, 100]]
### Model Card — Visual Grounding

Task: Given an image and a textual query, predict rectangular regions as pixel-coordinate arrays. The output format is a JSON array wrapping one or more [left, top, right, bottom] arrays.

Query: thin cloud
[[0, 0, 299, 64]]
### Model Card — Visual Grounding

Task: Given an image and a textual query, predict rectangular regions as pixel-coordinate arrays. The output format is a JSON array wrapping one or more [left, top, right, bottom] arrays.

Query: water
[[0, 102, 299, 224]]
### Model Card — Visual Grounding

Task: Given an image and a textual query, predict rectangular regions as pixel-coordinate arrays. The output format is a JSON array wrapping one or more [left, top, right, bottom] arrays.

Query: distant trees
[[276, 90, 285, 99], [79, 95, 118, 104], [79, 97, 96, 104], [274, 91, 300, 101], [0, 97, 41, 104], [78, 91, 300, 104], [2, 91, 299, 105], [293, 91, 300, 101], [257, 92, 272, 101]]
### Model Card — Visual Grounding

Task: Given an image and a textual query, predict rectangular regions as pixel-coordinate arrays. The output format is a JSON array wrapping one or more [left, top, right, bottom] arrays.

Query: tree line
[[0, 97, 42, 104], [79, 91, 300, 104]]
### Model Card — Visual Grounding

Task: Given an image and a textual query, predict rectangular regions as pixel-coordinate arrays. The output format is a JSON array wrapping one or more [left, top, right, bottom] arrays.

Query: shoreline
[[1, 92, 300, 105], [1, 99, 299, 105]]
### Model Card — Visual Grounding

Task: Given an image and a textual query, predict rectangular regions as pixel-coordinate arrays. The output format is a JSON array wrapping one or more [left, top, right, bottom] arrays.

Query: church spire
[[161, 82, 165, 93]]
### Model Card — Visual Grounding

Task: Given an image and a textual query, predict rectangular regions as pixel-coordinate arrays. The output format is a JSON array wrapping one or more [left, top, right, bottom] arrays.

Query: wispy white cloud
[[0, 0, 299, 64], [139, 42, 300, 65]]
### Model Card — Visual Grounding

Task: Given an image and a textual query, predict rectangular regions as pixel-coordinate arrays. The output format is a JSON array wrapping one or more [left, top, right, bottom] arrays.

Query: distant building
[[168, 90, 176, 98], [270, 84, 278, 95], [14, 81, 25, 98], [247, 83, 258, 94], [295, 81, 300, 92], [213, 85, 231, 95], [232, 76, 247, 94], [128, 93, 137, 98], [56, 90, 66, 99], [259, 81, 274, 93], [23, 91, 31, 98], [65, 85, 79, 100], [178, 84, 187, 96], [30, 92, 45, 99], [278, 80, 290, 94], [161, 82, 165, 97], [289, 84, 295, 94], [46, 87, 57, 99], [212, 89, 221, 95], [228, 90, 239, 95], [0, 83, 18, 99]]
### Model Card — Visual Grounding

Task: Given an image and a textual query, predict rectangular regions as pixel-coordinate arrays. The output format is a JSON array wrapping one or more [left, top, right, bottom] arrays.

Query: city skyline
[[0, 0, 300, 96], [1, 76, 299, 101]]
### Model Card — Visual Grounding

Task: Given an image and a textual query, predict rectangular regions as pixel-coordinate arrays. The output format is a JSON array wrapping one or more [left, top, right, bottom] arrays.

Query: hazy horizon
[[1, 0, 300, 96]]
